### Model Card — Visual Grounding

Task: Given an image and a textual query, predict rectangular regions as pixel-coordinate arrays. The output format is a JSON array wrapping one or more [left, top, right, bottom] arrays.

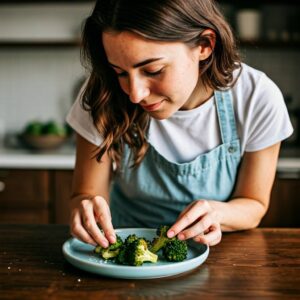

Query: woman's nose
[[128, 77, 150, 104]]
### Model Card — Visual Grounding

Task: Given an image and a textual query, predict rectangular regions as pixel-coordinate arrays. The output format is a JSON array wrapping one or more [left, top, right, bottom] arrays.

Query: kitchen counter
[[0, 145, 75, 169], [0, 224, 299, 299], [0, 146, 300, 171], [277, 147, 300, 172]]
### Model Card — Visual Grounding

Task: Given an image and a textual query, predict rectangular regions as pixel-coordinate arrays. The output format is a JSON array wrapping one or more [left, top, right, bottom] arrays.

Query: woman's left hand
[[168, 200, 222, 246]]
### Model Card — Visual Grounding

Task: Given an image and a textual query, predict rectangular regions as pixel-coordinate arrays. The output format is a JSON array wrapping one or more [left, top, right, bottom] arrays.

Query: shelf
[[238, 40, 300, 49], [0, 0, 296, 3], [217, 0, 299, 5], [0, 0, 93, 3], [1, 40, 298, 49], [0, 40, 81, 47]]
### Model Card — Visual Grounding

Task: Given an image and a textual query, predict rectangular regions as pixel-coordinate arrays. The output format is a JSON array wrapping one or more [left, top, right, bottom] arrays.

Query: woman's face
[[102, 31, 212, 120]]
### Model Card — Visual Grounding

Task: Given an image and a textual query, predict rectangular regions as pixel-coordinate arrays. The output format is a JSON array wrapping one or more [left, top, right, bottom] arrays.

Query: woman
[[66, 0, 293, 247]]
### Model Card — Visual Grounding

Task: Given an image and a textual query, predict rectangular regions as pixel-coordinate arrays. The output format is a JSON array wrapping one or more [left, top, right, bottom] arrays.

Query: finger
[[177, 202, 194, 219], [193, 224, 222, 246], [93, 196, 116, 244], [178, 214, 213, 240], [70, 209, 97, 246], [168, 200, 210, 238], [80, 199, 109, 248]]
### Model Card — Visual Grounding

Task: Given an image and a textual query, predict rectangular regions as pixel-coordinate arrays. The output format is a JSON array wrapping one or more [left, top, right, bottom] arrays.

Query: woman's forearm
[[210, 198, 268, 232]]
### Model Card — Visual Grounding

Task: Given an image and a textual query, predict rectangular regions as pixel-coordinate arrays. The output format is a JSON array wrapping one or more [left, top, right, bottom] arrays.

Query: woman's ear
[[198, 29, 216, 61]]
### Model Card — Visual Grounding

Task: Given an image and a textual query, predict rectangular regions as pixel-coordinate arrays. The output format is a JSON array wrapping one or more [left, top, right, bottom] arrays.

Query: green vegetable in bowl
[[23, 120, 67, 137], [24, 121, 44, 136], [41, 121, 66, 136]]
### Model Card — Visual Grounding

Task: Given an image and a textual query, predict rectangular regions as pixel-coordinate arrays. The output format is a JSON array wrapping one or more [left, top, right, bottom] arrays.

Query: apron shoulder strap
[[215, 89, 238, 144]]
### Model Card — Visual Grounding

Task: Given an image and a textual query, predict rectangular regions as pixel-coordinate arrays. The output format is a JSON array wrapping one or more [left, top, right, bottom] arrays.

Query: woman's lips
[[141, 100, 163, 112]]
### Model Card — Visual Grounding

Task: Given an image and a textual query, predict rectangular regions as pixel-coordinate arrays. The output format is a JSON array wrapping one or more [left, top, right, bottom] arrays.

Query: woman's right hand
[[70, 195, 116, 248]]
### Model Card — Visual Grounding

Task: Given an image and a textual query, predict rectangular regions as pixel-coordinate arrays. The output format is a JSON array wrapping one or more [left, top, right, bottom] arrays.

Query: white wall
[[0, 3, 93, 134], [0, 47, 85, 133], [0, 4, 92, 41]]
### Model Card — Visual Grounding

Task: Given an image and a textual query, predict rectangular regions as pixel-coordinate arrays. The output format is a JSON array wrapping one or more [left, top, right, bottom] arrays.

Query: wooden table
[[0, 225, 299, 299]]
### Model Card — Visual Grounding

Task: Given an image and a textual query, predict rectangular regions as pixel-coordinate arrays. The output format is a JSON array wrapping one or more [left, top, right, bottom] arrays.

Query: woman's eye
[[116, 72, 128, 78], [144, 69, 163, 76], [115, 68, 164, 78]]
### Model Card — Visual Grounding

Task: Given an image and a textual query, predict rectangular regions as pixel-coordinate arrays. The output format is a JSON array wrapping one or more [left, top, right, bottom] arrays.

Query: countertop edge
[[0, 147, 75, 169], [1, 150, 300, 171]]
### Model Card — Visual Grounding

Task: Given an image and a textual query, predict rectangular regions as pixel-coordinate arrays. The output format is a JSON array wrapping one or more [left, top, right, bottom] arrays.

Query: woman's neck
[[180, 78, 213, 111]]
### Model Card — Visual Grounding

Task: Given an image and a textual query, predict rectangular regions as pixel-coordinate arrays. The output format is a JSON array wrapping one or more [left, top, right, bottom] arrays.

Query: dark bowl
[[20, 134, 67, 150]]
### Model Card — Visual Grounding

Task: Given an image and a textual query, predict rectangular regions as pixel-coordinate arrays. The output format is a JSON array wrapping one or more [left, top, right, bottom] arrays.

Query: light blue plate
[[62, 228, 209, 279]]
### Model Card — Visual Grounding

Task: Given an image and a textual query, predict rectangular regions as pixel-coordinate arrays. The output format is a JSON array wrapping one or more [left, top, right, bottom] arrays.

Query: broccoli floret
[[101, 248, 121, 260], [94, 245, 103, 254], [108, 235, 123, 250], [125, 234, 139, 245], [145, 238, 152, 249], [127, 238, 158, 266], [116, 245, 128, 265], [163, 239, 188, 262], [116, 234, 156, 265], [116, 235, 148, 265], [94, 235, 123, 260], [150, 225, 174, 253], [156, 225, 169, 237]]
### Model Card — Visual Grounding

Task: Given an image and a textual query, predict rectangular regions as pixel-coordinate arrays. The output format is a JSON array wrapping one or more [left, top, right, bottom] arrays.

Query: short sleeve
[[66, 80, 103, 146], [244, 74, 293, 152]]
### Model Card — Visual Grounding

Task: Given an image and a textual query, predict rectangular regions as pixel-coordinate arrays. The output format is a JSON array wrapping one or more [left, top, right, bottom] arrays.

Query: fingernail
[[167, 230, 175, 238], [178, 233, 185, 240], [102, 240, 109, 248], [109, 235, 116, 244]]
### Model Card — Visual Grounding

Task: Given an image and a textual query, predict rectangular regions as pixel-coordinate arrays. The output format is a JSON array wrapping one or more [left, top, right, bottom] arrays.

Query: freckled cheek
[[150, 80, 177, 98]]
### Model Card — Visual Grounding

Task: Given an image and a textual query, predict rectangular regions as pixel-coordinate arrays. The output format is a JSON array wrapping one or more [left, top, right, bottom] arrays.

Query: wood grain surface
[[0, 225, 299, 300]]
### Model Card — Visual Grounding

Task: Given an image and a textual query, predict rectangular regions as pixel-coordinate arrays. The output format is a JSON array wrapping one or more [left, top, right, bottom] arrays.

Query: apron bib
[[110, 90, 241, 228]]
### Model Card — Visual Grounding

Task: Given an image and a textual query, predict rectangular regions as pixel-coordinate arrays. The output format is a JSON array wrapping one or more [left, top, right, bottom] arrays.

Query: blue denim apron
[[110, 90, 241, 228]]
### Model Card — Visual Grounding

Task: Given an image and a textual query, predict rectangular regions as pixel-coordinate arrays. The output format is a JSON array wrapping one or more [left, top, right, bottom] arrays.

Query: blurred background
[[0, 0, 299, 226]]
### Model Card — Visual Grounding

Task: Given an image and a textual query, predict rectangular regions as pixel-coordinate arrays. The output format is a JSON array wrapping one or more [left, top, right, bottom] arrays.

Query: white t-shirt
[[66, 63, 293, 163]]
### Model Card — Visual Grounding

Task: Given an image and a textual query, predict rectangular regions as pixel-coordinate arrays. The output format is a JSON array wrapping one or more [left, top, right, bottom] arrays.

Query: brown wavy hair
[[80, 0, 241, 171]]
